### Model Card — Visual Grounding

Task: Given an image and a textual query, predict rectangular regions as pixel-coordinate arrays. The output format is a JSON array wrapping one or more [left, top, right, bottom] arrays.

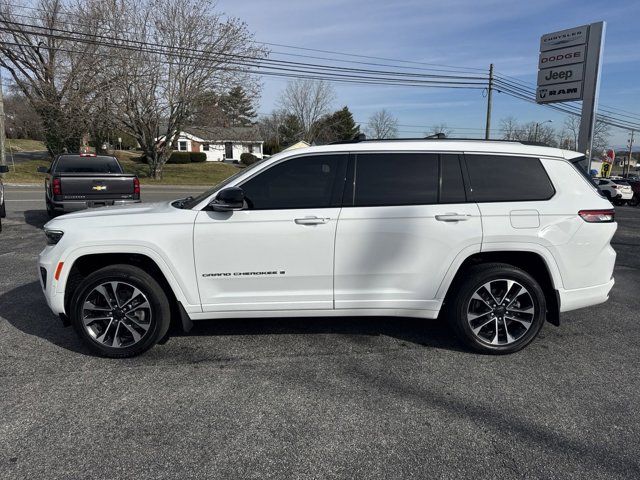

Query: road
[[3, 150, 50, 164], [1, 185, 640, 479]]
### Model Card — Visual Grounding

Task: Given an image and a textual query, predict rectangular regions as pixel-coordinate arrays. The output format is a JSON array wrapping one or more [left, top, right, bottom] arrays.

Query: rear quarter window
[[465, 154, 555, 202]]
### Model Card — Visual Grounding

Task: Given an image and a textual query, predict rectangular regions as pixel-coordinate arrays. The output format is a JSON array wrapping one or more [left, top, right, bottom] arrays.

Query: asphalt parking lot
[[1, 185, 640, 479]]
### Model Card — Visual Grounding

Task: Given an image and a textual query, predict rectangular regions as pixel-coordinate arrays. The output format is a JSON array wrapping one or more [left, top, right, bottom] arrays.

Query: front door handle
[[435, 213, 472, 222], [294, 216, 329, 225]]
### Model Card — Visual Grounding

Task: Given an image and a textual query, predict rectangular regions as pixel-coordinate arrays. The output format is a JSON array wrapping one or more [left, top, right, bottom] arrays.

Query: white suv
[[38, 140, 617, 357]]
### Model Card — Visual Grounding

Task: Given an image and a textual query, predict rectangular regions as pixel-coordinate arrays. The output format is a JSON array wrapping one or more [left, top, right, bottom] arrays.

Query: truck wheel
[[447, 263, 546, 354], [69, 264, 171, 358], [46, 200, 56, 217]]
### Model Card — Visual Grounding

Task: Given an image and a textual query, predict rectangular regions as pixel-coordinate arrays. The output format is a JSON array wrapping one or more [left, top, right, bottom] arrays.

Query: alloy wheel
[[82, 281, 152, 348], [466, 279, 535, 346]]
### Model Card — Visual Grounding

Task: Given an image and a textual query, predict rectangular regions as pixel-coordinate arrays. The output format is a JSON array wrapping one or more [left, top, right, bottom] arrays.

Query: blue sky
[[217, 0, 640, 147]]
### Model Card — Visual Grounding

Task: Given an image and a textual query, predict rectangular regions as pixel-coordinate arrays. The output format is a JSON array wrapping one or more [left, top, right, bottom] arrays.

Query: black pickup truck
[[37, 154, 140, 217]]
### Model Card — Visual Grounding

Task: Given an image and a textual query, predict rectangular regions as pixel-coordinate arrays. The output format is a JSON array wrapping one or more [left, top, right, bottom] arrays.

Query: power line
[[0, 2, 486, 75]]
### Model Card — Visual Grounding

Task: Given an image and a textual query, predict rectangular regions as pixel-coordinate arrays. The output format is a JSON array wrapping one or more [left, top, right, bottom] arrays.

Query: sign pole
[[577, 21, 606, 173]]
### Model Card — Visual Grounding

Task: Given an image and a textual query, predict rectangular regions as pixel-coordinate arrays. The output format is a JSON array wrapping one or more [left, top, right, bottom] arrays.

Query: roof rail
[[329, 137, 552, 147]]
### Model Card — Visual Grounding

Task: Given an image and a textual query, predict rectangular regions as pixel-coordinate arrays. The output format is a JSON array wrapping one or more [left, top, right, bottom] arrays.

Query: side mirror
[[0, 165, 8, 174], [37, 166, 49, 174], [210, 187, 244, 212]]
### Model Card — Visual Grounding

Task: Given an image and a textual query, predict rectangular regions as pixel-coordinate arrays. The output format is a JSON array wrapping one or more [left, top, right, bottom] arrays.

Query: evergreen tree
[[219, 86, 257, 126], [313, 106, 360, 144]]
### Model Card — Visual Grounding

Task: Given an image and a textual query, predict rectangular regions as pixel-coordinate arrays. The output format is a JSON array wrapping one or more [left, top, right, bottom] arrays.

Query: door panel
[[194, 208, 340, 311], [193, 153, 348, 312], [334, 203, 482, 310], [334, 152, 481, 312]]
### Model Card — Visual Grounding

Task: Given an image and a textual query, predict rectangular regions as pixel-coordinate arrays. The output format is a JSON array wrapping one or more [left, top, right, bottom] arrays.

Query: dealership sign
[[536, 22, 606, 168], [536, 26, 589, 103]]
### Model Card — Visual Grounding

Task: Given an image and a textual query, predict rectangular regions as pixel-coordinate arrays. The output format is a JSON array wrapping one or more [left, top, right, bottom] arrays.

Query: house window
[[203, 143, 210, 151], [248, 144, 254, 153], [178, 141, 188, 151]]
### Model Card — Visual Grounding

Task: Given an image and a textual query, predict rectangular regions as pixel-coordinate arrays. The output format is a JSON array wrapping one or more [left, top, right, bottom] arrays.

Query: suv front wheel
[[448, 263, 546, 354], [69, 264, 171, 358]]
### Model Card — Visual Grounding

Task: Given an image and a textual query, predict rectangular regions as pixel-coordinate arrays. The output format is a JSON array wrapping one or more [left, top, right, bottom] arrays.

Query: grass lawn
[[4, 138, 47, 152], [1, 151, 239, 186]]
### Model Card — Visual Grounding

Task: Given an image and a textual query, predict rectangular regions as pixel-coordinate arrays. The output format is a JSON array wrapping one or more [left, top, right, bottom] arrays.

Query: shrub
[[167, 152, 191, 164], [240, 152, 258, 165], [190, 152, 207, 163]]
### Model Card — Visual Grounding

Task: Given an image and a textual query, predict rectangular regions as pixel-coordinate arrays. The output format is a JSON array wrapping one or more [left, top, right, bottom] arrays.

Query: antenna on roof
[[424, 132, 446, 139]]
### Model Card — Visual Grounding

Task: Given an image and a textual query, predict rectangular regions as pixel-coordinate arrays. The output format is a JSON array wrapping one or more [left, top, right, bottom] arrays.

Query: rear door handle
[[294, 216, 329, 225], [435, 213, 472, 222]]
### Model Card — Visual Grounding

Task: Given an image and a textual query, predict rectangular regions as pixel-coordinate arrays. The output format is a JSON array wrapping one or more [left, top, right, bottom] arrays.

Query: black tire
[[629, 195, 639, 207], [70, 264, 171, 358], [46, 199, 56, 217], [447, 263, 546, 354]]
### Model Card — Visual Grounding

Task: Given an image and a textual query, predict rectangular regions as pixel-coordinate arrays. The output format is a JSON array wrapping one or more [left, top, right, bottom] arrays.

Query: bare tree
[[3, 87, 44, 140], [95, 0, 265, 178], [365, 109, 398, 139], [0, 0, 108, 155], [561, 115, 611, 154], [278, 79, 335, 142], [500, 116, 520, 140], [426, 123, 452, 138]]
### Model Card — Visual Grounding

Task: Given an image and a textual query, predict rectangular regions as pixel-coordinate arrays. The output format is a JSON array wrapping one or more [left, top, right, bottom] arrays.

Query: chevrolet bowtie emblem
[[92, 185, 107, 191]]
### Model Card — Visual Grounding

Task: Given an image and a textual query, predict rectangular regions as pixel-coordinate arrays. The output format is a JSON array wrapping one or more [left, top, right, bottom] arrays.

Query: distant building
[[282, 140, 311, 151], [173, 126, 264, 162]]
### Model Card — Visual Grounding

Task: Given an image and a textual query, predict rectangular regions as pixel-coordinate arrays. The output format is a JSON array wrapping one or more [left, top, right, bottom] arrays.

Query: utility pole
[[626, 130, 635, 177], [485, 63, 494, 140], [0, 71, 6, 167]]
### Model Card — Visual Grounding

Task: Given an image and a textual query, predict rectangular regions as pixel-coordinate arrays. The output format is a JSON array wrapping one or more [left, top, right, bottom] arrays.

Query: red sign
[[605, 149, 615, 163]]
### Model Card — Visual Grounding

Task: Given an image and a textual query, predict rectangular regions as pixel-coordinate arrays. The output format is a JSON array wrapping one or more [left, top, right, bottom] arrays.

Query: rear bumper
[[51, 199, 141, 212], [558, 277, 615, 313]]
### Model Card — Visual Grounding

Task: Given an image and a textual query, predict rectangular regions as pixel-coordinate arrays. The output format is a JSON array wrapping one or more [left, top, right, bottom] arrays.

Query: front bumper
[[51, 199, 141, 212], [38, 246, 66, 315]]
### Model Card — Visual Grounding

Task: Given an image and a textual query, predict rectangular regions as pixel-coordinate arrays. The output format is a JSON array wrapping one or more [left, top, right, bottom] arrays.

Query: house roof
[[182, 126, 263, 143]]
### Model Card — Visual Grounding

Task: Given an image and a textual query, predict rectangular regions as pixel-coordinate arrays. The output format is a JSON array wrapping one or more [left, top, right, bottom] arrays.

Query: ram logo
[[92, 185, 107, 191]]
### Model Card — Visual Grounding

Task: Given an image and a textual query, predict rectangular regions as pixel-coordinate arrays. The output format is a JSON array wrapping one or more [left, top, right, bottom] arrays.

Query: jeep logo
[[545, 69, 573, 81]]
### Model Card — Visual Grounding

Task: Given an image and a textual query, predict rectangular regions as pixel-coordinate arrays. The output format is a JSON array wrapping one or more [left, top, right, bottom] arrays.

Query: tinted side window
[[240, 154, 346, 210], [354, 153, 439, 206], [465, 155, 554, 202], [440, 154, 466, 203]]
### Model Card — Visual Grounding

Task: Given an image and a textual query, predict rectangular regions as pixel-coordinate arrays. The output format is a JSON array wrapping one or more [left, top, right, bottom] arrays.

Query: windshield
[[54, 155, 123, 174], [180, 157, 269, 209]]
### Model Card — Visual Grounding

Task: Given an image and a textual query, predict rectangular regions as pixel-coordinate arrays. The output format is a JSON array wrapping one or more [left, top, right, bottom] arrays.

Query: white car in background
[[594, 178, 634, 205], [38, 140, 617, 357]]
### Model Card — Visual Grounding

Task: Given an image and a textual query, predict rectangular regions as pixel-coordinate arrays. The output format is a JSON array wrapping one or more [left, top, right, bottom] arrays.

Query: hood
[[44, 200, 197, 232]]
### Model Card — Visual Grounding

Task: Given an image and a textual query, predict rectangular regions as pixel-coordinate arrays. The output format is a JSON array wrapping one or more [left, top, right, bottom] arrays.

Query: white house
[[173, 126, 264, 162]]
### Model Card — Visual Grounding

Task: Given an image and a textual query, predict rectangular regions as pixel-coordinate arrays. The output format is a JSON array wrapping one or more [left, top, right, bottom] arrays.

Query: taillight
[[579, 209, 615, 223], [52, 178, 62, 195], [133, 177, 140, 195]]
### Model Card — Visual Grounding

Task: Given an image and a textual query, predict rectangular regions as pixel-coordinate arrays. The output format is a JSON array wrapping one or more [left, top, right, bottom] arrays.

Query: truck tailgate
[[59, 174, 137, 200]]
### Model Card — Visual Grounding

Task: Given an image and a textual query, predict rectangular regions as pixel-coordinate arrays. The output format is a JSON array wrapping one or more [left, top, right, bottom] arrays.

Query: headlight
[[44, 229, 64, 245]]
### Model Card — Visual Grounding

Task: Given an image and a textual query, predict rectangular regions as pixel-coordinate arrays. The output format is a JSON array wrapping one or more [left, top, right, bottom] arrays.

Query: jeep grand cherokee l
[[38, 140, 617, 357]]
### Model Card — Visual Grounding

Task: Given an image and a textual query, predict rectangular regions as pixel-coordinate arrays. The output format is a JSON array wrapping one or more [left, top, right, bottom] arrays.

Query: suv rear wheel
[[448, 263, 546, 354], [69, 264, 171, 358]]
